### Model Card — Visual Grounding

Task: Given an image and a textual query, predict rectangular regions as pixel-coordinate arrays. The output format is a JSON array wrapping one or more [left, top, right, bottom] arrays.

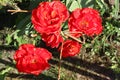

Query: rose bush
[[14, 44, 52, 75], [68, 8, 103, 37], [60, 40, 82, 58], [31, 1, 69, 34], [13, 1, 104, 77]]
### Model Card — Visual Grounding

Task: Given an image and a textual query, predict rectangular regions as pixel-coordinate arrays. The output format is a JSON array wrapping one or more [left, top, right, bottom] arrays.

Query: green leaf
[[6, 34, 12, 45], [0, 67, 12, 75], [66, 0, 73, 9], [80, 0, 96, 8], [66, 0, 96, 11], [69, 0, 80, 11], [111, 64, 118, 69], [114, 0, 119, 19], [0, 0, 8, 6], [96, 0, 108, 15]]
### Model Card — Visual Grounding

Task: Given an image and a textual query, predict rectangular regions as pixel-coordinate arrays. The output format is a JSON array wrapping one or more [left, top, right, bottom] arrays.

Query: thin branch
[[61, 31, 68, 39], [82, 34, 86, 44], [65, 31, 82, 34], [57, 42, 63, 80], [64, 32, 83, 44], [63, 30, 86, 44], [63, 30, 82, 34], [7, 10, 29, 14]]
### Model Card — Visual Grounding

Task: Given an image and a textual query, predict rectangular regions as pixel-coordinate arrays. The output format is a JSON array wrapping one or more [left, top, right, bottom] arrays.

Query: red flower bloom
[[53, 0, 60, 1], [31, 1, 69, 34], [41, 31, 63, 48], [14, 44, 52, 75], [68, 8, 103, 37], [60, 40, 82, 58]]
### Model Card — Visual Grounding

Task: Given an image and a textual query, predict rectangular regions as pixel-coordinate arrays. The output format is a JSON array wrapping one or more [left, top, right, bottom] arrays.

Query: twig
[[64, 32, 83, 44], [7, 9, 29, 14], [82, 34, 86, 44], [61, 31, 68, 39], [65, 31, 82, 34], [63, 30, 82, 34], [57, 42, 63, 80], [63, 30, 86, 44]]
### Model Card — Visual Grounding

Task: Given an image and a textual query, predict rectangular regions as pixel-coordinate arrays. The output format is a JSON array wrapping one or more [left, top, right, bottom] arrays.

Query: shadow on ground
[[50, 56, 117, 80], [0, 44, 120, 80]]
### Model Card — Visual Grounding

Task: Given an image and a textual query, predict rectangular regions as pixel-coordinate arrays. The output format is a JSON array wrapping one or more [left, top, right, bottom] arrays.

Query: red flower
[[53, 0, 60, 1], [60, 40, 82, 58], [41, 31, 63, 48], [68, 8, 103, 37], [31, 1, 69, 34], [14, 44, 52, 75]]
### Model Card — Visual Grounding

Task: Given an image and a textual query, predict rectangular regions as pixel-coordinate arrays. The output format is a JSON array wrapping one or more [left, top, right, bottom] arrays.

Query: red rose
[[60, 40, 82, 58], [41, 31, 63, 48], [14, 44, 52, 75], [53, 0, 60, 1], [31, 1, 69, 34], [68, 8, 103, 37]]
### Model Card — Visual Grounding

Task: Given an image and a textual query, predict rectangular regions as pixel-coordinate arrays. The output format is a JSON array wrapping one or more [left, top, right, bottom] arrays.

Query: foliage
[[0, 67, 13, 80], [0, 0, 120, 79]]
